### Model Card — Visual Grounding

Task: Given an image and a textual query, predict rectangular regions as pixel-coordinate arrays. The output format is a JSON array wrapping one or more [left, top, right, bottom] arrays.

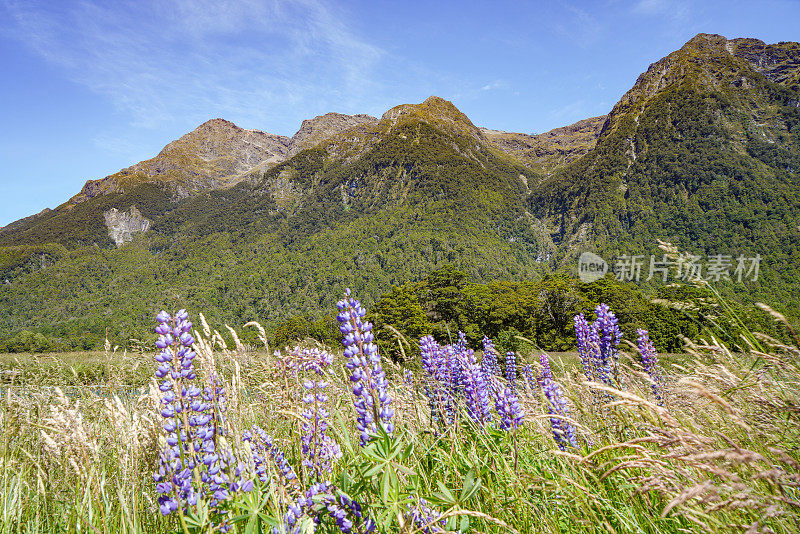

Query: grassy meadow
[[1, 302, 799, 534]]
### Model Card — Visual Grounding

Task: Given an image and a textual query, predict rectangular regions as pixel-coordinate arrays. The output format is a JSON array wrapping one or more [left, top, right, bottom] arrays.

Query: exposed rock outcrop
[[103, 206, 151, 246]]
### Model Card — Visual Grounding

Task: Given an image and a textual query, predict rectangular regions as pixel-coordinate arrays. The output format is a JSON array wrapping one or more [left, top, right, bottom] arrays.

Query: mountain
[[529, 33, 800, 312], [0, 33, 798, 348], [71, 118, 291, 206], [0, 112, 379, 248], [0, 95, 544, 346]]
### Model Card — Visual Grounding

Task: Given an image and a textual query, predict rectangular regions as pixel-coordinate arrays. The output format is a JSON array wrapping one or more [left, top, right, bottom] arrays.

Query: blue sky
[[1, 0, 799, 226]]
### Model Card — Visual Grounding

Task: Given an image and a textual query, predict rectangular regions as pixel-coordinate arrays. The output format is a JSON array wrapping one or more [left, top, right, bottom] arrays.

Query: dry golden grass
[[1, 316, 799, 533]]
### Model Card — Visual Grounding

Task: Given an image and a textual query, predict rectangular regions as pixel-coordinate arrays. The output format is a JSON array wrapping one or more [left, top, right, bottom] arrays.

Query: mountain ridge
[[19, 97, 565, 224], [0, 33, 798, 348]]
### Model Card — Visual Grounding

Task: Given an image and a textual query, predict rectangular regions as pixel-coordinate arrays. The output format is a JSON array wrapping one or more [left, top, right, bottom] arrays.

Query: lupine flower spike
[[637, 329, 665, 406], [594, 304, 622, 387], [522, 363, 537, 393], [152, 310, 252, 526], [537, 353, 577, 450], [460, 348, 493, 426], [505, 351, 517, 389], [494, 385, 524, 431], [574, 313, 599, 382], [406, 499, 446, 533], [481, 335, 500, 377], [297, 348, 342, 477], [337, 290, 394, 446]]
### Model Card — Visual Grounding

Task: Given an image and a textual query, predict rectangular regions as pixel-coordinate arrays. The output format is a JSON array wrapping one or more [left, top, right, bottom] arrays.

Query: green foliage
[[272, 315, 340, 349], [0, 243, 68, 281], [0, 330, 57, 353], [368, 266, 705, 356]]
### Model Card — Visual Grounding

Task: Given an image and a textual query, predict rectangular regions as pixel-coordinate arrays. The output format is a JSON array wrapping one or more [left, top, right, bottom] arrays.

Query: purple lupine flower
[[505, 351, 517, 389], [438, 344, 457, 425], [494, 386, 524, 431], [539, 353, 553, 382], [522, 363, 536, 392], [296, 346, 336, 374], [481, 336, 500, 377], [636, 329, 664, 406], [420, 335, 455, 426], [403, 369, 414, 390], [594, 304, 622, 386], [420, 335, 439, 378], [420, 335, 443, 426], [153, 310, 201, 515], [337, 290, 394, 446], [447, 342, 462, 397], [300, 377, 342, 476], [406, 499, 446, 533], [152, 310, 251, 519], [574, 313, 598, 382], [243, 426, 298, 485], [459, 349, 493, 425], [455, 331, 468, 353], [279, 482, 376, 534], [538, 353, 577, 450], [286, 347, 342, 476], [336, 493, 376, 533]]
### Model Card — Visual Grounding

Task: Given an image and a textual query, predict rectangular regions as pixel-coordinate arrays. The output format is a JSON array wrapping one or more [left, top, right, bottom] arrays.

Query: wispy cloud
[[2, 0, 384, 132], [632, 0, 691, 20], [480, 80, 508, 92], [549, 99, 586, 123], [551, 4, 603, 49]]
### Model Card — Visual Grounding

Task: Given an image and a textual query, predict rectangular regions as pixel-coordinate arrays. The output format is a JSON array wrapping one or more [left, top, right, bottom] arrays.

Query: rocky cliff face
[[103, 206, 151, 246], [726, 37, 800, 87]]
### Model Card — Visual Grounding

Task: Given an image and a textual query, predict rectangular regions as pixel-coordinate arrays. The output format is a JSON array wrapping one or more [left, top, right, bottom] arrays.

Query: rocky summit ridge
[[70, 113, 385, 207], [62, 95, 585, 212], [480, 116, 607, 175]]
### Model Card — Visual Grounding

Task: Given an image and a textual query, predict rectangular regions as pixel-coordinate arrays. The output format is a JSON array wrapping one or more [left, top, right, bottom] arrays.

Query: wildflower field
[[1, 291, 799, 534]]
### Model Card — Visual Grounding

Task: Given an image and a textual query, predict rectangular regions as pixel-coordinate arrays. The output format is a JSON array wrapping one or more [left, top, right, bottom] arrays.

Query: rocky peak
[[380, 96, 485, 142], [289, 112, 378, 155], [157, 118, 291, 165], [680, 32, 729, 53], [70, 119, 293, 205], [600, 33, 800, 139]]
